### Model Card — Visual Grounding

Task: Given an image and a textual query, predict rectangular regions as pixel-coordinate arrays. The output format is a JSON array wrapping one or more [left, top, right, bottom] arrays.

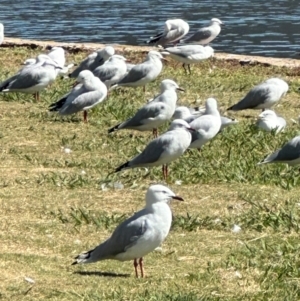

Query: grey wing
[[7, 67, 44, 90], [130, 135, 171, 167], [103, 211, 149, 257], [69, 55, 96, 78], [118, 64, 150, 84], [165, 46, 201, 58], [93, 65, 119, 82], [183, 28, 212, 43], [0, 74, 18, 91], [64, 90, 104, 114], [272, 139, 300, 162], [230, 85, 272, 110], [123, 104, 164, 128]]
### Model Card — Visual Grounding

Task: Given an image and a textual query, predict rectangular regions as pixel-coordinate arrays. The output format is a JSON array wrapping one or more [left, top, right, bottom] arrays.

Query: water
[[1, 0, 300, 58]]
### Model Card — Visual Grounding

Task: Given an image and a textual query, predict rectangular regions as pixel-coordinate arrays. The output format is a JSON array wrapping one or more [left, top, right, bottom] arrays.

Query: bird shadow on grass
[[74, 271, 130, 278]]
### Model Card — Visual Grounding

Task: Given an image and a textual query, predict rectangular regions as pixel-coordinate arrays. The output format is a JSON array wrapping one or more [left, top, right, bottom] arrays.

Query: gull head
[[160, 79, 184, 92], [97, 46, 115, 61], [49, 46, 65, 54], [258, 110, 277, 121], [22, 58, 37, 66], [210, 18, 223, 25], [148, 51, 165, 61], [168, 119, 194, 132], [146, 184, 183, 206], [173, 106, 192, 120], [77, 70, 94, 84], [109, 55, 127, 62], [205, 98, 218, 112]]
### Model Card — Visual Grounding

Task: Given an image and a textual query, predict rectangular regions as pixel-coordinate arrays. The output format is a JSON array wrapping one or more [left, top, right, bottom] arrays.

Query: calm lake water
[[1, 0, 300, 58]]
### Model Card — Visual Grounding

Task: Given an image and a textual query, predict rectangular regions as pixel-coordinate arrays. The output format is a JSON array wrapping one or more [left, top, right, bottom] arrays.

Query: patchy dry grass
[[1, 46, 300, 300]]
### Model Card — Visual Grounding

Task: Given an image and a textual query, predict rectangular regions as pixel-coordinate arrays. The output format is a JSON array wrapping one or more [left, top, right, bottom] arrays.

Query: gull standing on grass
[[111, 51, 165, 93], [49, 70, 107, 122], [0, 23, 4, 45], [69, 46, 115, 78], [108, 79, 184, 137], [258, 135, 300, 166], [146, 19, 190, 47], [115, 119, 193, 180], [182, 18, 223, 45], [161, 45, 214, 74], [189, 98, 221, 150], [173, 106, 237, 131], [227, 78, 289, 112], [0, 54, 62, 101], [72, 184, 183, 278], [256, 110, 286, 133], [93, 55, 127, 89]]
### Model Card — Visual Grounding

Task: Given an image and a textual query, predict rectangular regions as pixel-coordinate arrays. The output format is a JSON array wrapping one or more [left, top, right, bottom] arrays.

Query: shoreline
[[1, 37, 300, 69]]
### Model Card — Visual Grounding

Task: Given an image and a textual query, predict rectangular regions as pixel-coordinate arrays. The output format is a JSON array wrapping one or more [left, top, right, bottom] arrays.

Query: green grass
[[1, 46, 300, 301]]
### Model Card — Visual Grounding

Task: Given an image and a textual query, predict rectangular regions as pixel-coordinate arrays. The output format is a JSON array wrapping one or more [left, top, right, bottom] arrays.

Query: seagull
[[108, 79, 183, 137], [0, 23, 4, 45], [93, 55, 127, 89], [0, 54, 62, 101], [227, 78, 289, 112], [115, 119, 193, 180], [162, 45, 214, 74], [72, 184, 183, 278], [111, 51, 165, 93], [173, 106, 237, 131], [189, 98, 221, 150], [258, 135, 300, 166], [256, 110, 286, 133], [49, 70, 107, 122], [69, 46, 115, 78], [146, 19, 189, 47], [182, 18, 223, 45]]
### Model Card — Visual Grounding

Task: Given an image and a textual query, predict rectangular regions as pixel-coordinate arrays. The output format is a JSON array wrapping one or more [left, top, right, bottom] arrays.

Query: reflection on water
[[0, 0, 300, 58]]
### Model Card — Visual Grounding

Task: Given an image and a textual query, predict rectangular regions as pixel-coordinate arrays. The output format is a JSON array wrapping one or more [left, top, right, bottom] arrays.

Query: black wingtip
[[115, 161, 129, 173], [227, 105, 233, 111], [71, 261, 78, 265]]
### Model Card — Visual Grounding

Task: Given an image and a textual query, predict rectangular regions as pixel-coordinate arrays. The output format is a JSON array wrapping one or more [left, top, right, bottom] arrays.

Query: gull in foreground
[[0, 54, 62, 101], [146, 19, 189, 47], [162, 45, 214, 74], [258, 135, 300, 166], [72, 184, 183, 278], [182, 18, 223, 45], [69, 46, 115, 78], [115, 119, 193, 180], [189, 98, 221, 150], [0, 23, 4, 45], [256, 110, 286, 133], [111, 51, 165, 93], [49, 70, 107, 122], [108, 79, 184, 137], [227, 78, 289, 111], [93, 55, 127, 89]]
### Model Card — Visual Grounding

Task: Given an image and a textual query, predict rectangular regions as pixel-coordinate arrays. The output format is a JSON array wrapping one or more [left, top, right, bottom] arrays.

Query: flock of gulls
[[0, 18, 297, 277]]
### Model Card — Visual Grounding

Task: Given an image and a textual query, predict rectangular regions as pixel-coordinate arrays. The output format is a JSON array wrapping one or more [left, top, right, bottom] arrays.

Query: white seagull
[[182, 18, 223, 45], [115, 119, 193, 180], [256, 110, 286, 133], [227, 78, 289, 111], [72, 184, 183, 278], [147, 19, 189, 47], [49, 70, 107, 122]]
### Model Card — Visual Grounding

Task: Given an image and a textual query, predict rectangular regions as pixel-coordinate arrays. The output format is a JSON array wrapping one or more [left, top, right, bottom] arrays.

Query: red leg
[[133, 258, 139, 278], [83, 111, 88, 123], [165, 165, 168, 180], [143, 86, 146, 93], [139, 258, 144, 278], [152, 128, 158, 138]]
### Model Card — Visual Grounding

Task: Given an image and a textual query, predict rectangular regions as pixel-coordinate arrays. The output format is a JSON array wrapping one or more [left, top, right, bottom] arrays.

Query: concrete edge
[[1, 37, 300, 69]]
